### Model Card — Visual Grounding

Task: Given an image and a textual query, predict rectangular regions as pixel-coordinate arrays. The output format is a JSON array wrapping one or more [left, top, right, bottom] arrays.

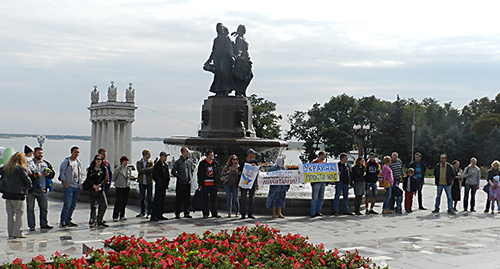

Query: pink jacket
[[382, 165, 394, 187]]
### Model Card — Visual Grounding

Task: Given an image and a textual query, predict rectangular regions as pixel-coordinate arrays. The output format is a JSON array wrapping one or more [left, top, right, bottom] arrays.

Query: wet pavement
[[1, 179, 499, 268]]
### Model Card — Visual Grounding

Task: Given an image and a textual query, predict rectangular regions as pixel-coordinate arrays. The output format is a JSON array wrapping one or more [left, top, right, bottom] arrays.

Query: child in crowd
[[403, 168, 418, 213], [489, 175, 500, 214], [393, 183, 403, 214]]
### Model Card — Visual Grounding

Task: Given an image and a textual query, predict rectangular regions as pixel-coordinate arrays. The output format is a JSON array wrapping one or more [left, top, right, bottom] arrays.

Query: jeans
[[383, 187, 392, 210], [332, 184, 349, 213], [202, 185, 218, 217], [310, 182, 326, 215], [139, 183, 153, 215], [89, 190, 107, 223], [175, 183, 191, 216], [224, 185, 239, 214], [60, 187, 81, 225], [26, 192, 48, 228], [463, 185, 477, 210], [417, 180, 424, 208], [365, 182, 378, 198], [112, 187, 130, 219], [240, 184, 256, 217], [395, 195, 403, 213], [434, 185, 452, 212]]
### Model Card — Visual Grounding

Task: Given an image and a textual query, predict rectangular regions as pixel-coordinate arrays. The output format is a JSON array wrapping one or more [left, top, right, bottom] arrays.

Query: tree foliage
[[286, 93, 500, 167], [248, 94, 282, 139]]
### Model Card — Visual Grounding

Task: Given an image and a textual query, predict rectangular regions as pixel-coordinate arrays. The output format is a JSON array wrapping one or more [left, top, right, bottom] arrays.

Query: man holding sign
[[239, 149, 259, 219], [310, 151, 326, 217]]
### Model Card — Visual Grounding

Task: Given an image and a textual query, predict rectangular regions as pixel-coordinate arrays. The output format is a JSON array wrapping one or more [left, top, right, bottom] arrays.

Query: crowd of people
[[1, 144, 499, 239]]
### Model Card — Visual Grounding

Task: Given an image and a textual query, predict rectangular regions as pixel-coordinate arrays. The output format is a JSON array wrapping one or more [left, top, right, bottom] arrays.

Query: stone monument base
[[198, 96, 255, 138]]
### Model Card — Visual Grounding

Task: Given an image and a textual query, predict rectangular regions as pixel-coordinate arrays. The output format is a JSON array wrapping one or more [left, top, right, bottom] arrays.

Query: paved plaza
[[1, 179, 499, 268]]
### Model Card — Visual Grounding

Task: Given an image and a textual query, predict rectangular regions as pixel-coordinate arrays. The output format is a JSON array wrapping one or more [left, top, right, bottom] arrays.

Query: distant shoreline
[[0, 133, 164, 142], [0, 133, 307, 149]]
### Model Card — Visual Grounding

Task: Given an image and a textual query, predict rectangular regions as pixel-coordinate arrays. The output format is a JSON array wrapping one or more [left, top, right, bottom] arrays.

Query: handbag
[[483, 183, 490, 193], [384, 180, 391, 189], [191, 189, 204, 212]]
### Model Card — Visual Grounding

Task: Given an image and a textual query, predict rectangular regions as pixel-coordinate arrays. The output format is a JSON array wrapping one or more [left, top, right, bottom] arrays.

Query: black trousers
[[240, 184, 256, 217], [175, 183, 191, 215], [112, 187, 130, 219], [151, 186, 166, 219], [89, 190, 107, 223], [202, 185, 218, 217]]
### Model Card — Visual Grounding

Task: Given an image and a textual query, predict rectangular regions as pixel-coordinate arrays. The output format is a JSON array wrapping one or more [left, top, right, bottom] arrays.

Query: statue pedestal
[[198, 96, 255, 138]]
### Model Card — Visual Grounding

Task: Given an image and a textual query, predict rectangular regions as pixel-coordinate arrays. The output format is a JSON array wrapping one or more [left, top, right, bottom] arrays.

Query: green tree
[[286, 103, 325, 162], [482, 126, 500, 165], [415, 124, 438, 165], [372, 96, 411, 162], [248, 94, 282, 139], [322, 94, 357, 158]]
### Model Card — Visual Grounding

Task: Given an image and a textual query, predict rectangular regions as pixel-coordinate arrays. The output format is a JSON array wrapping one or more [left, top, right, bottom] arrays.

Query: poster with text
[[238, 163, 260, 189], [259, 170, 301, 185], [300, 162, 339, 183]]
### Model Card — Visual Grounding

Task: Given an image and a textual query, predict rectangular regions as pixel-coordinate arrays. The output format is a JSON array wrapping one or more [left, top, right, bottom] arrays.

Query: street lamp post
[[37, 135, 46, 148], [353, 124, 370, 158], [411, 105, 416, 162]]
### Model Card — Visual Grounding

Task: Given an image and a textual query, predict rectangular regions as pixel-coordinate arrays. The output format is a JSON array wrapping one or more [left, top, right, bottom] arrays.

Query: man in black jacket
[[151, 151, 170, 221], [171, 147, 193, 219], [197, 150, 221, 218], [333, 153, 352, 215], [432, 154, 456, 214]]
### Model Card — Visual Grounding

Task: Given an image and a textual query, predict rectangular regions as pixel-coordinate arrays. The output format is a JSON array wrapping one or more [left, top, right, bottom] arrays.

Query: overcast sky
[[1, 0, 499, 138]]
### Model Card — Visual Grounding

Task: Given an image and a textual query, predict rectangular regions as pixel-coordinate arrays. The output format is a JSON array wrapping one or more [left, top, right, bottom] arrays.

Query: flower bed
[[1, 223, 387, 268]]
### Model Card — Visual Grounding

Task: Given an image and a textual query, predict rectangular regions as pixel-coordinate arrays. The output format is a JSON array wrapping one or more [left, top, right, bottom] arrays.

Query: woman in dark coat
[[451, 160, 462, 212], [351, 156, 366, 215], [85, 154, 108, 227], [1, 152, 32, 238]]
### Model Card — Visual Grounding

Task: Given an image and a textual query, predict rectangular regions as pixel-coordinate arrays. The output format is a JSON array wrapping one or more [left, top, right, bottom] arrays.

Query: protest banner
[[259, 170, 301, 185], [300, 162, 339, 183], [238, 163, 260, 189]]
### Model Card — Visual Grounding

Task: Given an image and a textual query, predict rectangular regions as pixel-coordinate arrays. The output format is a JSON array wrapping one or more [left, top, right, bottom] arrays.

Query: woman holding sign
[[266, 157, 289, 218]]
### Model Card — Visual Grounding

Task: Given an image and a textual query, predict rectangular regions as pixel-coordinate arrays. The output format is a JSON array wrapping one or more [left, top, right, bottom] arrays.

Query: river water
[[0, 137, 338, 198]]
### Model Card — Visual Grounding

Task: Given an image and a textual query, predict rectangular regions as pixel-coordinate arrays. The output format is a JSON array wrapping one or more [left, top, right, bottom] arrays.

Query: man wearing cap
[[197, 150, 221, 218], [239, 149, 259, 219], [150, 151, 171, 221], [171, 147, 194, 219]]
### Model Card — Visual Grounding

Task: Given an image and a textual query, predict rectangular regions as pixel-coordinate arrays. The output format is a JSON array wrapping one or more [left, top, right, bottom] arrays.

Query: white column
[[107, 120, 115, 169], [90, 121, 97, 158], [125, 122, 133, 160], [95, 121, 102, 155], [119, 122, 126, 165]]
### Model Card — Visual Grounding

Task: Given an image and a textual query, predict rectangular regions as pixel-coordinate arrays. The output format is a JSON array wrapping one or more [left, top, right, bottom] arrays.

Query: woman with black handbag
[[84, 154, 108, 227], [0, 152, 32, 238]]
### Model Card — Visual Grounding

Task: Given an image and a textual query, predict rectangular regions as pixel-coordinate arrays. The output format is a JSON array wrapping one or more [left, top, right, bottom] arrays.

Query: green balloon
[[1, 148, 16, 165]]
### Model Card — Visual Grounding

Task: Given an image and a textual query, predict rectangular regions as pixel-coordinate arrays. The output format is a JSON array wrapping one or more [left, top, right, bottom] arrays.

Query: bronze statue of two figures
[[204, 23, 253, 97]]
